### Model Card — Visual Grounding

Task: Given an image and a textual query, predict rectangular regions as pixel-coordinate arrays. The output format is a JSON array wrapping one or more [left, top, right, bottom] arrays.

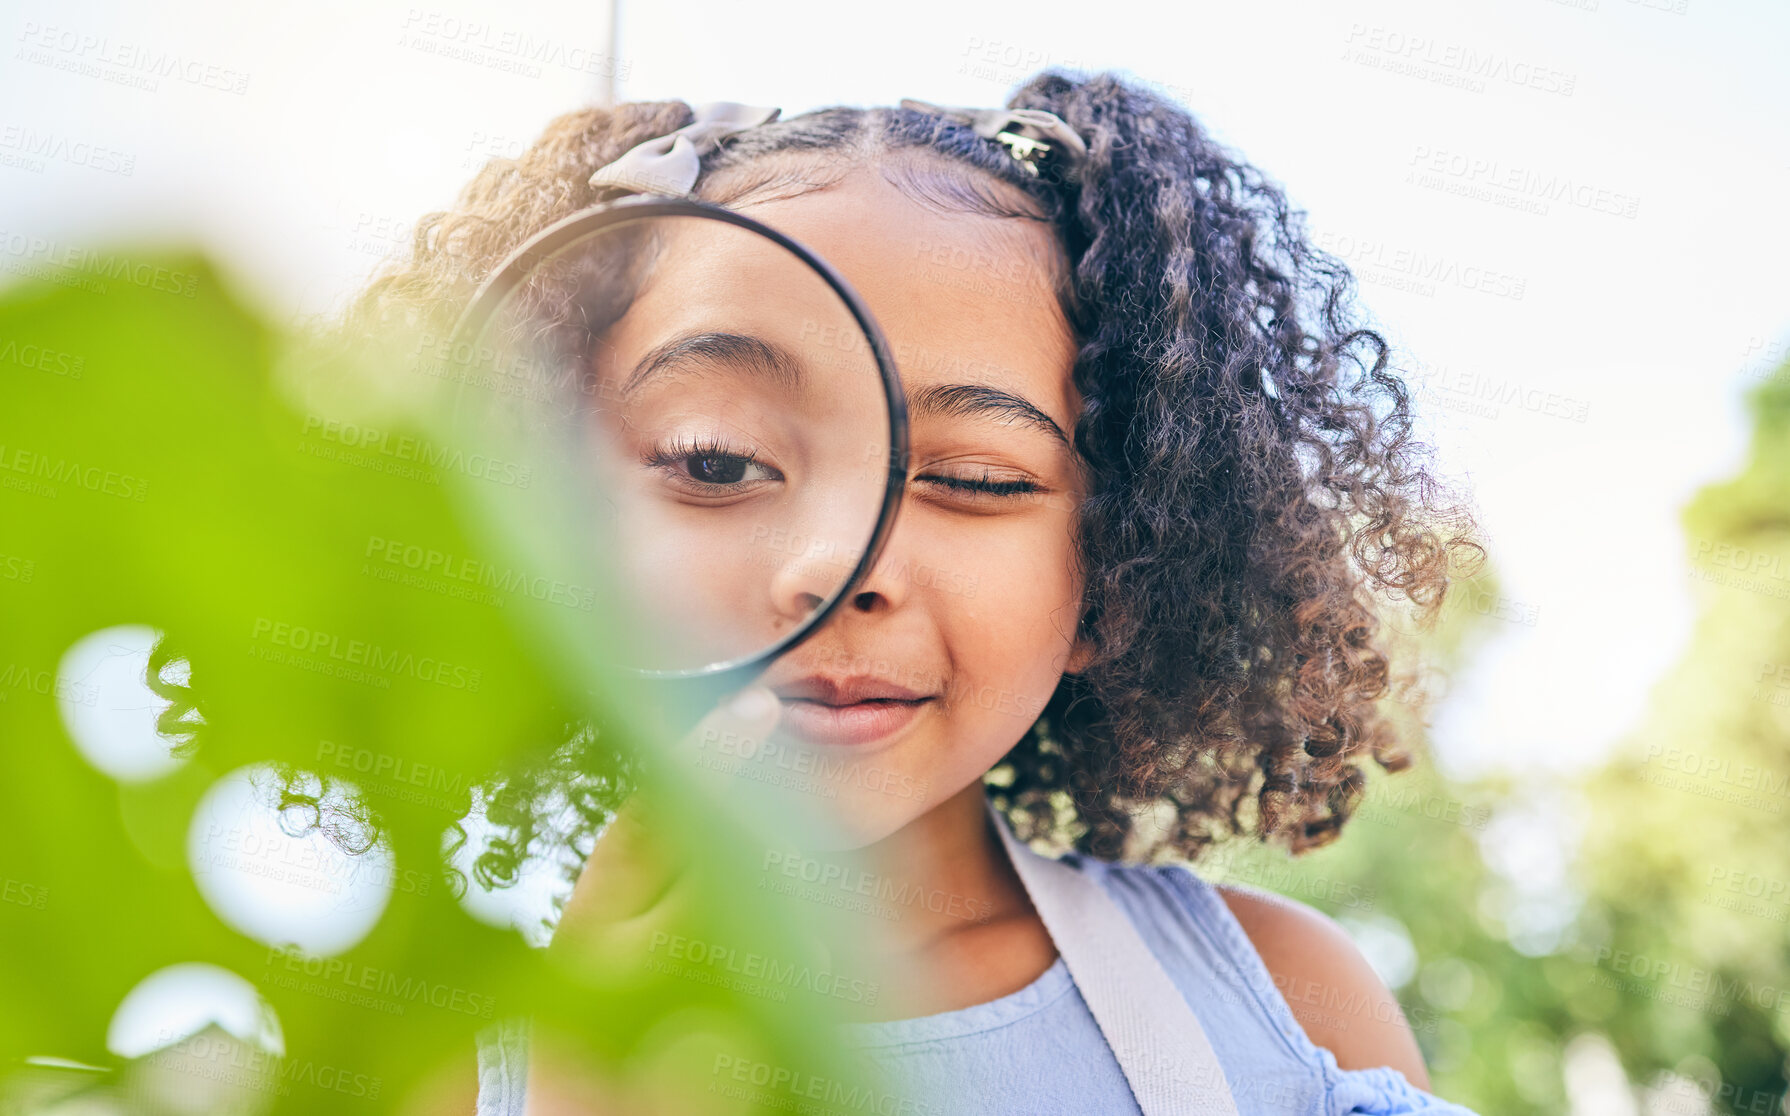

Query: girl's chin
[[786, 793, 931, 853], [707, 782, 925, 851]]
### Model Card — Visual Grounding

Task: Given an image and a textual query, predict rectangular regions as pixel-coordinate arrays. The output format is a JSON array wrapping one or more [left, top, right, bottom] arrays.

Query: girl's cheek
[[907, 496, 1081, 702], [973, 518, 1082, 630], [935, 542, 1079, 724]]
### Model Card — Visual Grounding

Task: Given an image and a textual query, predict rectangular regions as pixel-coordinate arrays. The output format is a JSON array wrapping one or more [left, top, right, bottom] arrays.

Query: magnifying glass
[[443, 195, 908, 721]]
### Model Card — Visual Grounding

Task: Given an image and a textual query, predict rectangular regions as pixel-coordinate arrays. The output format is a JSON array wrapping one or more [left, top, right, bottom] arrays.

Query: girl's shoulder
[[1066, 853, 1481, 1115], [1208, 876, 1434, 1088]]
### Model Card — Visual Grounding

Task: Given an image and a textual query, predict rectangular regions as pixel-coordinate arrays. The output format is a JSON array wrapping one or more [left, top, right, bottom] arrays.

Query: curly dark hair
[[319, 68, 1482, 896]]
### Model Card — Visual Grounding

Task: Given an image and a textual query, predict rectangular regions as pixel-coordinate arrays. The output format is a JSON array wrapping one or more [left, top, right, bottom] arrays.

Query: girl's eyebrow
[[910, 382, 1069, 447], [621, 330, 802, 398], [620, 331, 1069, 446]]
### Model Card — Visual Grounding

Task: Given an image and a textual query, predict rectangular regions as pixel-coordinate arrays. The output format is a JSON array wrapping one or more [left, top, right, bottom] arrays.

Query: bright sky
[[6, 0, 1788, 788]]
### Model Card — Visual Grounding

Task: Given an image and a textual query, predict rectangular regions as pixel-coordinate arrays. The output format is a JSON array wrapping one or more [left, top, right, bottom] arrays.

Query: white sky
[[6, 0, 1787, 783]]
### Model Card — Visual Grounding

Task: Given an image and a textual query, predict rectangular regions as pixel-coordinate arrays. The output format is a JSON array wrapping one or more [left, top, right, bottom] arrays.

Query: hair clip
[[587, 102, 781, 198], [899, 99, 1088, 177], [992, 130, 1052, 174]]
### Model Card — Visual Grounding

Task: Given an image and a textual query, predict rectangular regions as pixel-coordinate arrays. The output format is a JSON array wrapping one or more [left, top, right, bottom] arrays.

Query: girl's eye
[[681, 453, 768, 485], [642, 435, 782, 492], [914, 471, 1042, 499]]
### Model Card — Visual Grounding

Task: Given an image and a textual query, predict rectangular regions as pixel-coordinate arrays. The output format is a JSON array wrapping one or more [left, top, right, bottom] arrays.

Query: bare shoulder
[[1214, 882, 1432, 1091]]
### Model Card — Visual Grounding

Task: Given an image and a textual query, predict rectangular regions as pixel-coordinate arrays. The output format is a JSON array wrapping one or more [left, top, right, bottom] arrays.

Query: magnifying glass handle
[[626, 660, 774, 744]]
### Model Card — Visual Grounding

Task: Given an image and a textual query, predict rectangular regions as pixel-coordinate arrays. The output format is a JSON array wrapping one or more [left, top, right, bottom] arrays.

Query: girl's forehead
[[727, 161, 1064, 280], [717, 167, 1077, 388]]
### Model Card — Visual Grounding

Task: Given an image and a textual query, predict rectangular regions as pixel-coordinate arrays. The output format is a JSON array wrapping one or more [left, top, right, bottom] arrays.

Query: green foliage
[[0, 256, 883, 1113]]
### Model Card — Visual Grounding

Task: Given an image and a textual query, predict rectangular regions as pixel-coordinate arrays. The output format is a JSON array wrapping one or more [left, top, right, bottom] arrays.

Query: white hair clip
[[587, 101, 781, 198]]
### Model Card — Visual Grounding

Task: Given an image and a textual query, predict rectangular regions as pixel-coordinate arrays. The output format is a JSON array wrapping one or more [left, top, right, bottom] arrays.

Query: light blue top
[[477, 851, 1480, 1114]]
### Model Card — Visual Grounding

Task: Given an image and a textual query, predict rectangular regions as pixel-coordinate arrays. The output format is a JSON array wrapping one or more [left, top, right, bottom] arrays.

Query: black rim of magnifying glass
[[447, 194, 910, 688]]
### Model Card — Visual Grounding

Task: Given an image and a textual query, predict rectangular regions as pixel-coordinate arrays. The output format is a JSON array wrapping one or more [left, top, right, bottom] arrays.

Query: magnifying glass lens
[[456, 209, 895, 675]]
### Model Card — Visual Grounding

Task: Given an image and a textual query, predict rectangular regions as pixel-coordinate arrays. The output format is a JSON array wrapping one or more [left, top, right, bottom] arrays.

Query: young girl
[[351, 69, 1483, 1114]]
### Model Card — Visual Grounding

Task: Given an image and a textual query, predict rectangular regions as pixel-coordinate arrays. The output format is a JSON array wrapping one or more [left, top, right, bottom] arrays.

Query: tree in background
[[1203, 356, 1790, 1114], [1573, 356, 1790, 1113]]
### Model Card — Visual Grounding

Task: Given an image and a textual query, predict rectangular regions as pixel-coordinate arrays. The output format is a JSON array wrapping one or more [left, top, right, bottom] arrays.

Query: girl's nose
[[767, 546, 847, 624], [767, 533, 911, 624]]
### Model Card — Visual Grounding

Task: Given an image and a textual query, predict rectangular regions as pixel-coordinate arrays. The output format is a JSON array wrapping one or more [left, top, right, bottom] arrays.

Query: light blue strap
[[474, 1016, 531, 1116], [988, 798, 1242, 1115]]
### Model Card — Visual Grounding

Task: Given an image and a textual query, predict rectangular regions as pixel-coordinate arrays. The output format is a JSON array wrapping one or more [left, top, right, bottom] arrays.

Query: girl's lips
[[777, 696, 932, 748]]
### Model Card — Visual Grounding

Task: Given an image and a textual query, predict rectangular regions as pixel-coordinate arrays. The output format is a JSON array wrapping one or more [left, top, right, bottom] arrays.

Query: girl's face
[[595, 162, 1090, 847]]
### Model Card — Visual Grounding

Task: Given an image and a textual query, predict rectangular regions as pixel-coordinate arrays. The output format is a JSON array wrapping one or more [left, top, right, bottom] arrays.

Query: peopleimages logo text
[[364, 535, 595, 611], [250, 618, 482, 692], [300, 416, 532, 488]]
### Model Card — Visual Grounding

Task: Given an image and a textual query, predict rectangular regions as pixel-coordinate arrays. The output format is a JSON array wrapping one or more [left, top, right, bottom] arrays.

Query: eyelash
[[916, 471, 1040, 498], [641, 434, 780, 485]]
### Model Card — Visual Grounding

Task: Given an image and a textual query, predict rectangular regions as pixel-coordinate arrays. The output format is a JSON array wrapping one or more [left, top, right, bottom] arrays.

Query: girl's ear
[[1065, 629, 1096, 676]]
